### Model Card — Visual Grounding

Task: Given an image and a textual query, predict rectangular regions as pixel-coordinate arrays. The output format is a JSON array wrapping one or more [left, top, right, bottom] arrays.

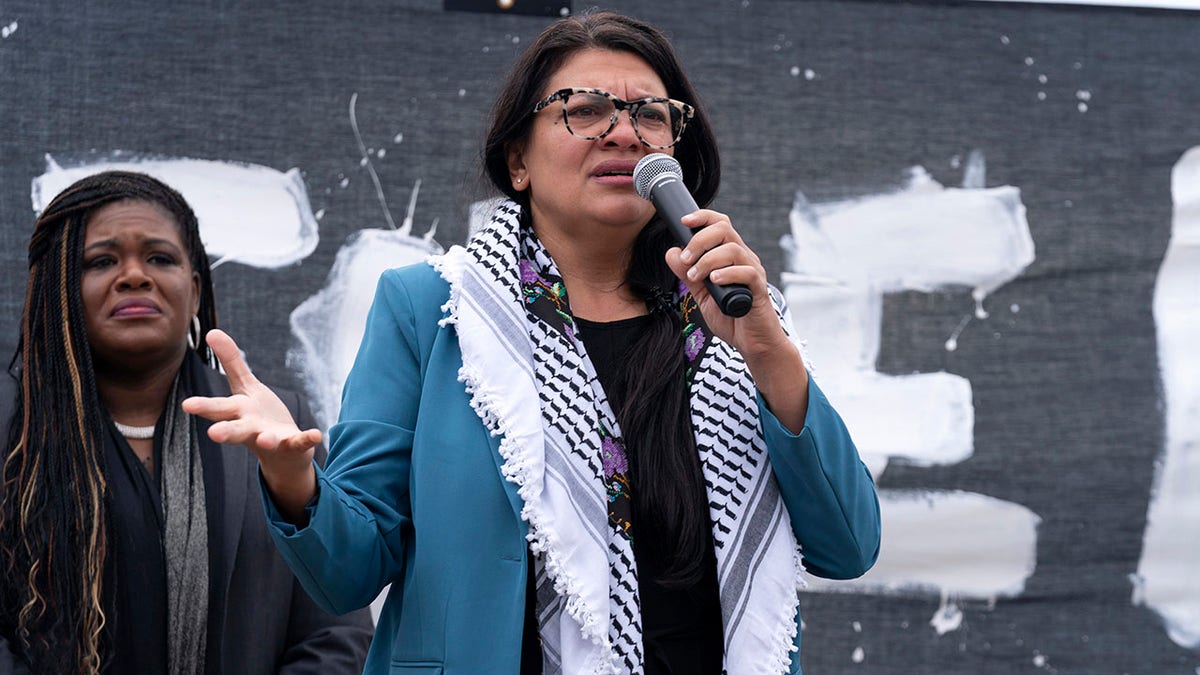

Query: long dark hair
[[0, 170, 217, 674], [483, 11, 722, 586]]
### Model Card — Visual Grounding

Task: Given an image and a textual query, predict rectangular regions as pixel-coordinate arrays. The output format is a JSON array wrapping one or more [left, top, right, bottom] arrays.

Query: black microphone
[[633, 153, 753, 318]]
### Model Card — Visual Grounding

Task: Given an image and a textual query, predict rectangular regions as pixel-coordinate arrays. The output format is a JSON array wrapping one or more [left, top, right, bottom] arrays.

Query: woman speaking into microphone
[[186, 10, 880, 674]]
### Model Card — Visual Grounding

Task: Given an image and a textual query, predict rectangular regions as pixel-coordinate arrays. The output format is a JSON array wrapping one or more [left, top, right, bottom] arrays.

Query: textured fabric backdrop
[[1, 1, 1197, 672]]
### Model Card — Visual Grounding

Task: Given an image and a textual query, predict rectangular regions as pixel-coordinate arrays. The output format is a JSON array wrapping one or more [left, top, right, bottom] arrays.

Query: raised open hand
[[183, 329, 322, 455], [182, 329, 321, 520]]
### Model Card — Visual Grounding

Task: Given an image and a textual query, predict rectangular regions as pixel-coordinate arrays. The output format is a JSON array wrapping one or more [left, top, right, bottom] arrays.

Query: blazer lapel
[[216, 444, 249, 596]]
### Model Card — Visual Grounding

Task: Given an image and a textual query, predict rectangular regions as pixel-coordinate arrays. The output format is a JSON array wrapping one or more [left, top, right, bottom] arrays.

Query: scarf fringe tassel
[[434, 252, 619, 673]]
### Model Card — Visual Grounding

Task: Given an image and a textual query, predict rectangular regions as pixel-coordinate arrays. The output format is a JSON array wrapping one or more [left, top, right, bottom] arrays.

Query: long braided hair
[[0, 170, 217, 674]]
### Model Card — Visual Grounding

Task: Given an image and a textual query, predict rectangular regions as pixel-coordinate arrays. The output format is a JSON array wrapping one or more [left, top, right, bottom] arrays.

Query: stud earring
[[516, 177, 524, 184]]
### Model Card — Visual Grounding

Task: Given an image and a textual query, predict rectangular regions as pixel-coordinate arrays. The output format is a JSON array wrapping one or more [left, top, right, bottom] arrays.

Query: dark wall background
[[2, 1, 1197, 672]]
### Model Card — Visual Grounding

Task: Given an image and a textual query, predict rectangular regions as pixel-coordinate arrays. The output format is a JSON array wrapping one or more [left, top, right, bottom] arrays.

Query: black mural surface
[[2, 1, 1198, 672]]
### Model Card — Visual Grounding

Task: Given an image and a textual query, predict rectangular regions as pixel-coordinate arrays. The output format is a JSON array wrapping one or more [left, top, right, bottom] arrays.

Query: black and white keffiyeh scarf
[[432, 200, 806, 674]]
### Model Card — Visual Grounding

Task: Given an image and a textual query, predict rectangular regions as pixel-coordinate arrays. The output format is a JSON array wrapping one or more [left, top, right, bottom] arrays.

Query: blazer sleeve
[[264, 268, 424, 615], [274, 390, 374, 674], [755, 284, 881, 580], [760, 378, 882, 580]]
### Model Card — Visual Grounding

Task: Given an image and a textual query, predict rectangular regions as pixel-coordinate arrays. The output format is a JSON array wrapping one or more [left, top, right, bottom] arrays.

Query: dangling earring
[[188, 315, 200, 349]]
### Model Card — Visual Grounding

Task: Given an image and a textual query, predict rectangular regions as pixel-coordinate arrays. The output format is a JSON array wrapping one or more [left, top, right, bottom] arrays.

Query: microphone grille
[[633, 153, 683, 200]]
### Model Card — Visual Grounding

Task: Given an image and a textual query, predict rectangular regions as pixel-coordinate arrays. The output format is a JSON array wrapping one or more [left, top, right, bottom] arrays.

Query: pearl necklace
[[114, 421, 156, 440]]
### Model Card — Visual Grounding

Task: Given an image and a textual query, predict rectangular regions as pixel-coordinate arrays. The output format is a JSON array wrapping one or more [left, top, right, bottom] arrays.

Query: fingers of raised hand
[[277, 428, 323, 454], [204, 329, 259, 392], [203, 416, 270, 446], [203, 418, 312, 455], [255, 428, 321, 457], [181, 393, 254, 422]]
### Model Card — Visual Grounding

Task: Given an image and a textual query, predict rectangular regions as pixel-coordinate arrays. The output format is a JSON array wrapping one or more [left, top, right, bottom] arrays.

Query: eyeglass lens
[[562, 92, 682, 147]]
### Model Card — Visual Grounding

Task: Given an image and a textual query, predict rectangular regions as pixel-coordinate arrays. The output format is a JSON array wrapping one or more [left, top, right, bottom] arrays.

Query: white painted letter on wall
[[1133, 145, 1200, 649], [782, 154, 1041, 631]]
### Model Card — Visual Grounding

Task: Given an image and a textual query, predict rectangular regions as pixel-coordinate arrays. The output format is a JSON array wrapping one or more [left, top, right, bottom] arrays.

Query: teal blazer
[[266, 263, 880, 675]]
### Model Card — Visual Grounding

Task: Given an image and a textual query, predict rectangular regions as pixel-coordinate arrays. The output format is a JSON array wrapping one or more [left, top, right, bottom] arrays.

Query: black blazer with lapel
[[0, 366, 373, 675]]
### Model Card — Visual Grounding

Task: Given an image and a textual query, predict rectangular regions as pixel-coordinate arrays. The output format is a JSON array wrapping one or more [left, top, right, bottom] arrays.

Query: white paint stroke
[[1134, 144, 1200, 648], [783, 154, 1040, 631], [806, 491, 1040, 598], [799, 370, 974, 477], [782, 160, 1033, 471], [289, 225, 442, 432], [289, 183, 443, 628], [31, 153, 319, 269], [796, 166, 1033, 298]]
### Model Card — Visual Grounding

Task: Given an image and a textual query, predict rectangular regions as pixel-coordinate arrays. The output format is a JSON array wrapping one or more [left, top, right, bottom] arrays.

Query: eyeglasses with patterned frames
[[531, 87, 695, 149]]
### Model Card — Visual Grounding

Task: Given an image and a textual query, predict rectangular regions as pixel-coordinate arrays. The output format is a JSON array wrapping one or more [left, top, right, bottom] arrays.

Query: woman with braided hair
[[0, 170, 372, 675]]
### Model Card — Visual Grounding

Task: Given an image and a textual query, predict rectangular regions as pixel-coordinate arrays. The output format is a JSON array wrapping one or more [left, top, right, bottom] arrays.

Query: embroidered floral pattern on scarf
[[519, 257, 636, 541], [677, 279, 709, 377]]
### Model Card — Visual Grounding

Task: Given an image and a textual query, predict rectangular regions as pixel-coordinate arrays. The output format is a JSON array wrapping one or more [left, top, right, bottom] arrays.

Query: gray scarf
[[160, 375, 209, 675]]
